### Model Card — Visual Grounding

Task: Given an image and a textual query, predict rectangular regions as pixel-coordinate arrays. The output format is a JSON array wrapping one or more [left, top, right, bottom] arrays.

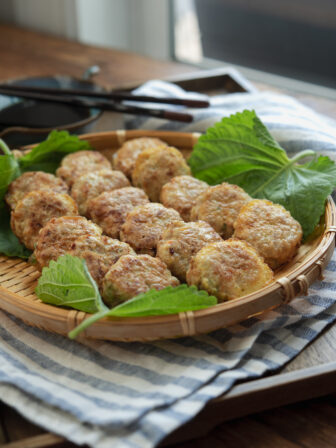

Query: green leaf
[[35, 254, 108, 314], [68, 285, 217, 339], [0, 207, 31, 259], [0, 139, 20, 203], [188, 110, 336, 238], [18, 130, 92, 173], [188, 110, 289, 185], [108, 285, 217, 317]]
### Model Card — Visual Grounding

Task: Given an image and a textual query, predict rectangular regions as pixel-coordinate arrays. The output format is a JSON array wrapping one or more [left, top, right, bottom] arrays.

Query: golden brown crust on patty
[[34, 216, 102, 268], [68, 234, 135, 290], [71, 169, 130, 216], [132, 146, 191, 202], [56, 150, 111, 187], [10, 190, 78, 250], [87, 187, 149, 238], [113, 137, 167, 178], [157, 220, 222, 281], [102, 254, 179, 306], [233, 199, 303, 269], [5, 171, 68, 210], [120, 203, 183, 256], [190, 182, 251, 239], [160, 175, 208, 221], [186, 239, 273, 301]]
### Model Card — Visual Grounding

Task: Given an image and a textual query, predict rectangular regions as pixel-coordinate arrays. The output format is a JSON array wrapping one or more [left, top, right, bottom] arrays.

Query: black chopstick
[[0, 88, 193, 123], [0, 84, 209, 108]]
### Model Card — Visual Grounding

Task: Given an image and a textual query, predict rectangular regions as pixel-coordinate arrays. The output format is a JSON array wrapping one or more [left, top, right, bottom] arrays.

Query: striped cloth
[[2, 79, 336, 448]]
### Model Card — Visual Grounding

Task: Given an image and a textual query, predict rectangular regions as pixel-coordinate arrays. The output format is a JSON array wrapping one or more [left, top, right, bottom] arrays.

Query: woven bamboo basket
[[0, 129, 335, 342]]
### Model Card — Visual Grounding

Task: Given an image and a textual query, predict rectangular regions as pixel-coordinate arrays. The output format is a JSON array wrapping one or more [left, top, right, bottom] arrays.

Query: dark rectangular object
[[116, 67, 257, 95]]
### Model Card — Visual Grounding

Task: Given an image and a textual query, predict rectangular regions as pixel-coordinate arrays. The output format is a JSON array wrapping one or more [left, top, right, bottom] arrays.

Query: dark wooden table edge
[[161, 360, 336, 445], [1, 361, 334, 448]]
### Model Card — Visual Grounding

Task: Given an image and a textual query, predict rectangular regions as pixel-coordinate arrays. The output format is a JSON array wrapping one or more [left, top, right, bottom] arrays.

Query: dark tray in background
[[115, 67, 257, 95]]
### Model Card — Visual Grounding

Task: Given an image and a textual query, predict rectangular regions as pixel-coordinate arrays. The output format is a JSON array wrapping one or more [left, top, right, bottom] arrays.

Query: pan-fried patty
[[190, 182, 251, 238], [157, 220, 222, 281], [132, 145, 191, 202], [113, 137, 167, 178], [34, 216, 102, 268], [160, 175, 208, 221], [234, 199, 303, 269], [5, 171, 68, 210], [102, 254, 179, 307], [120, 203, 183, 256], [11, 190, 78, 250], [71, 169, 130, 216], [56, 150, 111, 187], [186, 239, 273, 301], [87, 187, 149, 238], [69, 234, 135, 290]]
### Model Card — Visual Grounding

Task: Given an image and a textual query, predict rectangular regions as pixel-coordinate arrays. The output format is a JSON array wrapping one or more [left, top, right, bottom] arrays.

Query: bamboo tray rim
[[0, 129, 335, 341]]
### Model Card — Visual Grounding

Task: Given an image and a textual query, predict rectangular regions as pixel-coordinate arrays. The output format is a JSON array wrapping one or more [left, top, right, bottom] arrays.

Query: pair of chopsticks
[[0, 84, 210, 123]]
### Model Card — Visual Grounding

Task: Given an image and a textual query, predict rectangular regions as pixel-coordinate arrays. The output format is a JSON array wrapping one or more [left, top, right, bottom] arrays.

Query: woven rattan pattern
[[0, 257, 39, 300]]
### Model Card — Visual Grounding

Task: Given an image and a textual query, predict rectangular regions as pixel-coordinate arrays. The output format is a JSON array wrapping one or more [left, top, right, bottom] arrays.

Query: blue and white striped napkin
[[1, 79, 336, 448]]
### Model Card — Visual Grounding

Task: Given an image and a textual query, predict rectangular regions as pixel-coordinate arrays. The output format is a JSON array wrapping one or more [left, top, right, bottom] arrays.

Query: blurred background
[[1, 0, 335, 90]]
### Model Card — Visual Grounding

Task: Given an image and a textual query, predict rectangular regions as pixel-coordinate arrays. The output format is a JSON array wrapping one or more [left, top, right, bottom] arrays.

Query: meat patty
[[11, 190, 78, 250], [87, 187, 149, 238], [102, 254, 179, 307], [56, 150, 111, 187], [157, 220, 222, 281], [186, 239, 274, 301], [132, 145, 191, 202], [69, 234, 135, 290], [5, 171, 68, 210], [120, 203, 183, 256], [34, 216, 102, 268], [113, 137, 167, 178], [190, 182, 251, 238], [160, 175, 209, 221], [233, 199, 303, 269], [71, 169, 130, 216]]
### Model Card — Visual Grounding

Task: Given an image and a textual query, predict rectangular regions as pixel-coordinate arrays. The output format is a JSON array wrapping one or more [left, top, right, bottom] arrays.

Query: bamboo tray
[[0, 130, 335, 342]]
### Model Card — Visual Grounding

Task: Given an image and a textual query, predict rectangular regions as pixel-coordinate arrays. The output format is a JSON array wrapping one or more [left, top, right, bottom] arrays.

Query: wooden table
[[0, 23, 336, 448]]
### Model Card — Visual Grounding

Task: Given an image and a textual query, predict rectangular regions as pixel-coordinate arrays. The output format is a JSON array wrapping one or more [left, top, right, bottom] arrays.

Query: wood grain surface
[[0, 24, 194, 90], [2, 395, 336, 448], [0, 23, 336, 448]]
